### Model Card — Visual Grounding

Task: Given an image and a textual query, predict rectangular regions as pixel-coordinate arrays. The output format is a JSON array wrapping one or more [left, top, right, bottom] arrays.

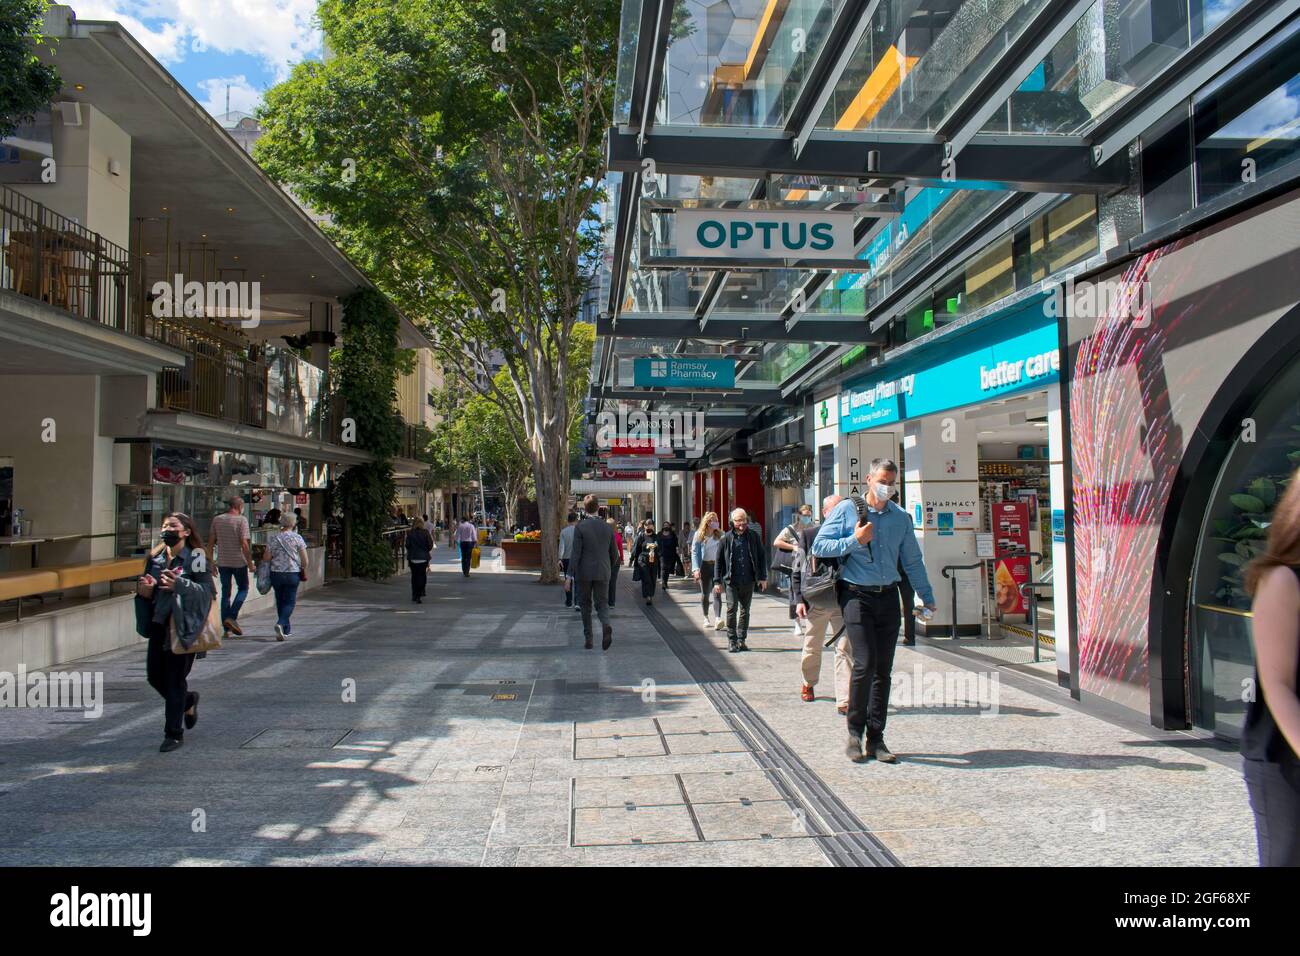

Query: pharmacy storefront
[[839, 294, 1071, 679]]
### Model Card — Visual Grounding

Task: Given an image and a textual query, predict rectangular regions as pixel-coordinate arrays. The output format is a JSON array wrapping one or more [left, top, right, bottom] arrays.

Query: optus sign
[[676, 209, 854, 261]]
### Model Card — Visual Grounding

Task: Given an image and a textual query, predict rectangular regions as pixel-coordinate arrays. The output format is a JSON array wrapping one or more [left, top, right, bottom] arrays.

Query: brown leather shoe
[[224, 618, 242, 636], [800, 684, 815, 702]]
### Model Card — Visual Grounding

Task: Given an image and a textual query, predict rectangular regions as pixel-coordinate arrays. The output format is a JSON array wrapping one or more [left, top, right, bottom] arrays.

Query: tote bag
[[169, 583, 224, 655]]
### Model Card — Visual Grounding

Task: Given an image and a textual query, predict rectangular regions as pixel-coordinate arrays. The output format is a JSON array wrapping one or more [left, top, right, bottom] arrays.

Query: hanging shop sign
[[605, 456, 658, 472], [633, 357, 736, 389], [840, 296, 1058, 433], [647, 207, 858, 268]]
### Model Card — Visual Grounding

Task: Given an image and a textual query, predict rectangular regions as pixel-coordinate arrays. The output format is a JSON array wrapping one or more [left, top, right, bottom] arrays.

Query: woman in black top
[[135, 512, 213, 753], [657, 522, 680, 591], [1242, 469, 1300, 866], [629, 519, 660, 605], [406, 517, 434, 603]]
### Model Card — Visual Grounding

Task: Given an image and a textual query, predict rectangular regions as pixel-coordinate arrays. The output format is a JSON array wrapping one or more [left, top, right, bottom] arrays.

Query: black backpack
[[800, 495, 869, 617]]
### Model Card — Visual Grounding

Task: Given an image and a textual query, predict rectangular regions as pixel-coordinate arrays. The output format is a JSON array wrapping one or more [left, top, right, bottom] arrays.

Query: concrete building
[[0, 7, 431, 669]]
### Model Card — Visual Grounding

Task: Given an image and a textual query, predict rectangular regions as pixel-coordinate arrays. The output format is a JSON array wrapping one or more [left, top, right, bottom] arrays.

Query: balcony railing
[[0, 183, 157, 337], [158, 338, 268, 427]]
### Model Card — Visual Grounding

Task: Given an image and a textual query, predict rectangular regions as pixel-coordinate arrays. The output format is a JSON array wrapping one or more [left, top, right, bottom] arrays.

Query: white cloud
[[195, 75, 265, 116], [1215, 83, 1300, 141], [70, 0, 321, 79]]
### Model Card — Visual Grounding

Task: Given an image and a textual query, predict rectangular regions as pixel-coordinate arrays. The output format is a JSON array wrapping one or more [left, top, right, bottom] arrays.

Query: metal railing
[[158, 338, 268, 427], [0, 183, 154, 336]]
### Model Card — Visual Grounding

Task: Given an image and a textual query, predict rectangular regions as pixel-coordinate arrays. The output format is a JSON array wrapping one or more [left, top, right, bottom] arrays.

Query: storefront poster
[[994, 557, 1031, 616], [992, 501, 1031, 615], [937, 512, 954, 536]]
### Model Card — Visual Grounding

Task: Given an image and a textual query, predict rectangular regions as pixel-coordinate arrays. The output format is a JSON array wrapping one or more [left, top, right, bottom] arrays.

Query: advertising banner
[[991, 501, 1031, 616]]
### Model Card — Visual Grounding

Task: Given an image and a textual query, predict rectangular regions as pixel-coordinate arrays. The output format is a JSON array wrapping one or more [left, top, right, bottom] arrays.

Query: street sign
[[605, 456, 658, 472]]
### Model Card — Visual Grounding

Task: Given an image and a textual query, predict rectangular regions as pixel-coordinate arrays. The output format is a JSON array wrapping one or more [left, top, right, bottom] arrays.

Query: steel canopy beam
[[1087, 0, 1300, 165], [937, 0, 1100, 158], [597, 312, 887, 345], [786, 0, 881, 159], [608, 125, 1129, 193], [590, 386, 799, 408]]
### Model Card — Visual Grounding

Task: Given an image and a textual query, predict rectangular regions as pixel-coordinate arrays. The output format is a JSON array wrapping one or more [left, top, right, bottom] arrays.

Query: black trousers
[[638, 563, 657, 599], [146, 622, 196, 740], [608, 563, 619, 607], [660, 553, 677, 589], [561, 558, 572, 606], [1244, 758, 1300, 866], [725, 579, 755, 642], [838, 583, 903, 742], [410, 560, 428, 598], [577, 576, 611, 639], [899, 569, 916, 643], [698, 560, 721, 618], [459, 541, 473, 576]]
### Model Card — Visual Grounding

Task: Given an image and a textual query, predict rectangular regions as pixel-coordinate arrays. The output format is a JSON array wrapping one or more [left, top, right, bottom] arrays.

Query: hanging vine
[[335, 287, 403, 579]]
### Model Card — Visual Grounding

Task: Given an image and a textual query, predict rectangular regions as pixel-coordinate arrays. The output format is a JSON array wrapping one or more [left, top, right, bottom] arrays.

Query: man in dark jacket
[[570, 495, 621, 650], [714, 507, 767, 653]]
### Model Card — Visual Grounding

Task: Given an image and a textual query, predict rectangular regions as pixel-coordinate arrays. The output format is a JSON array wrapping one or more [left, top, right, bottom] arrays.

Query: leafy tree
[[1, 0, 61, 140], [256, 0, 617, 582]]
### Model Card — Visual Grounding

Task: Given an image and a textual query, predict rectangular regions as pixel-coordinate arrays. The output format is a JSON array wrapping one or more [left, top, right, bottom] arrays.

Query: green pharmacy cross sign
[[633, 357, 736, 390]]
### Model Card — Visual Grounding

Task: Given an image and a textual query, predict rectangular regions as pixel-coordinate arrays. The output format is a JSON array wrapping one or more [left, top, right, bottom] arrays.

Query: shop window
[[964, 234, 1014, 310], [1188, 349, 1300, 738]]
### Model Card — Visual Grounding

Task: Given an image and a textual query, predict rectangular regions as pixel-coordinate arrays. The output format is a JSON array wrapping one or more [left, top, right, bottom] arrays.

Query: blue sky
[[71, 1, 323, 117]]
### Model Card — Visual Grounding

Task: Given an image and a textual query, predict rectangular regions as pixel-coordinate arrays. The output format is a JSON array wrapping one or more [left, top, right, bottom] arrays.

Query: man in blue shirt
[[813, 458, 936, 763]]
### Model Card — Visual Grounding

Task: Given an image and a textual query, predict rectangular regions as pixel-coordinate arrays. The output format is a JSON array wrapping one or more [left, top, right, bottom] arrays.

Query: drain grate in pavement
[[571, 716, 758, 760], [569, 770, 816, 847], [241, 728, 352, 749]]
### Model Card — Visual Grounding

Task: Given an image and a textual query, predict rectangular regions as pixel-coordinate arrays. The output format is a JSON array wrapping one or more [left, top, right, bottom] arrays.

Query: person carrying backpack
[[812, 458, 935, 764]]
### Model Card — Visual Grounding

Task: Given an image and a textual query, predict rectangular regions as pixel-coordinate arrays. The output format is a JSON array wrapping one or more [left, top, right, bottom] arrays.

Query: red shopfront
[[692, 464, 763, 530]]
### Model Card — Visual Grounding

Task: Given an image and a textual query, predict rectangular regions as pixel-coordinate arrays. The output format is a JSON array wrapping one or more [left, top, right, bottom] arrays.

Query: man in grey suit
[[570, 494, 621, 650]]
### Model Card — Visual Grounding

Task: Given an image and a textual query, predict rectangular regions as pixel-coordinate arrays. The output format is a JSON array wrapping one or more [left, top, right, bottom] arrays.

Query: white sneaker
[[792, 623, 804, 639], [714, 617, 726, 631]]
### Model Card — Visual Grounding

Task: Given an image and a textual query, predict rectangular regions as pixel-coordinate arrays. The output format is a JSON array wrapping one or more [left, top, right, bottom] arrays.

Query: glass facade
[[1188, 351, 1300, 739]]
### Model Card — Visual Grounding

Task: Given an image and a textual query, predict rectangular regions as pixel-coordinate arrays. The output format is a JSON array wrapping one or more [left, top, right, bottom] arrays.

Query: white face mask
[[872, 482, 895, 501], [708, 521, 718, 530]]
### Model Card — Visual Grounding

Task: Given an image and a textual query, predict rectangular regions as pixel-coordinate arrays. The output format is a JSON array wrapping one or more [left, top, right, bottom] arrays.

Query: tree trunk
[[530, 429, 570, 585]]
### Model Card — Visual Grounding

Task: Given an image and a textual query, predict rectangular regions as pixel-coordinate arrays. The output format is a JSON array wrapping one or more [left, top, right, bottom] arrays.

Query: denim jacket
[[134, 545, 215, 645]]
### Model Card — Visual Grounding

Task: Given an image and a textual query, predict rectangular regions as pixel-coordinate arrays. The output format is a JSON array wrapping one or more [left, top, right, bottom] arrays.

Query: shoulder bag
[[803, 495, 870, 620], [169, 577, 224, 655], [769, 523, 799, 576]]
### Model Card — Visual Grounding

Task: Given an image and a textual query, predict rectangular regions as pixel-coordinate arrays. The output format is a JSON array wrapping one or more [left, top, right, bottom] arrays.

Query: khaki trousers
[[799, 602, 852, 707]]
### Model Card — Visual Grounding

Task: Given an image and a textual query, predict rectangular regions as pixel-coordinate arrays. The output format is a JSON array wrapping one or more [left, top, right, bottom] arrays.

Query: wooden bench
[[50, 557, 143, 589], [0, 570, 62, 623], [1, 559, 143, 624]]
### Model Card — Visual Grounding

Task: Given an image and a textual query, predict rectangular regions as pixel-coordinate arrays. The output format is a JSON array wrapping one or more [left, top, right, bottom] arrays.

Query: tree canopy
[[1, 0, 61, 140]]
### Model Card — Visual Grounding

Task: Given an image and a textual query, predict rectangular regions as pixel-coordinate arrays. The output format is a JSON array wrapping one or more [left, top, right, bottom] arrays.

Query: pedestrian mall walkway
[[0, 547, 1255, 866]]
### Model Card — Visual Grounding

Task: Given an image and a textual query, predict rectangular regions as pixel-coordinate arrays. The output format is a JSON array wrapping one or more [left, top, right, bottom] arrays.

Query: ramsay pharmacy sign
[[633, 357, 735, 389], [840, 297, 1060, 432]]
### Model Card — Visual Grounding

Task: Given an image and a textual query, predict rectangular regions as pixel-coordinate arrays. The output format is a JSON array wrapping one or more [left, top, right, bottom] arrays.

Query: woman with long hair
[[629, 519, 659, 605], [1242, 468, 1300, 866], [135, 512, 212, 752], [692, 511, 724, 630]]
